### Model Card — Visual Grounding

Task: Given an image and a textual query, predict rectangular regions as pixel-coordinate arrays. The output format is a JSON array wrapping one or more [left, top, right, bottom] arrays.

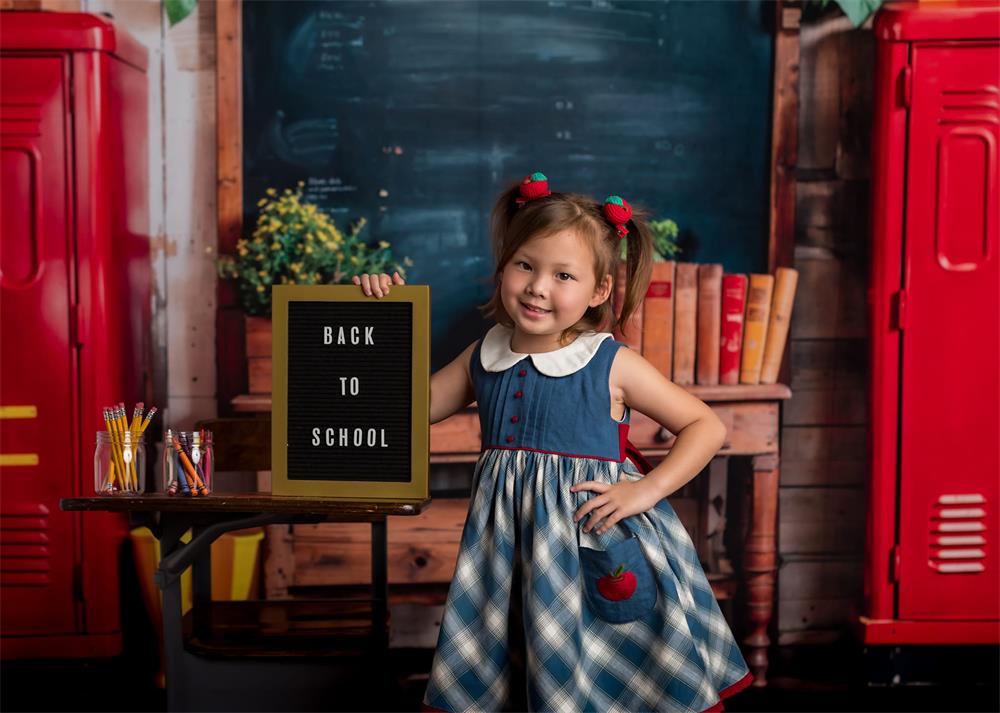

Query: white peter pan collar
[[479, 324, 613, 377]]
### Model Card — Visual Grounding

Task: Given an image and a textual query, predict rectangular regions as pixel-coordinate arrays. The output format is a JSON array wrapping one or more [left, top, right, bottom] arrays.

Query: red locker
[[0, 13, 150, 658], [863, 1, 999, 645]]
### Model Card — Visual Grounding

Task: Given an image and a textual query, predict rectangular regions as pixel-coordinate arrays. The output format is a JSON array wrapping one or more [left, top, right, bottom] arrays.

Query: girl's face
[[499, 228, 612, 347]]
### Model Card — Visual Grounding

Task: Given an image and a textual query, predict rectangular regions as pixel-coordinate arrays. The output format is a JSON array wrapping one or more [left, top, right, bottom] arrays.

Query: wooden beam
[[769, 0, 801, 390], [215, 0, 247, 416]]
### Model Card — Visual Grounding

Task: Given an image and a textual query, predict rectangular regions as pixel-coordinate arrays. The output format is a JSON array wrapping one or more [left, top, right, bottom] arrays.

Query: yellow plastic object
[[129, 527, 264, 686]]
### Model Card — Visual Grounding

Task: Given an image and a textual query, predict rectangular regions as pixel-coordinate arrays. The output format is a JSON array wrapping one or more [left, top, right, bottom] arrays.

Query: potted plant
[[218, 182, 411, 393]]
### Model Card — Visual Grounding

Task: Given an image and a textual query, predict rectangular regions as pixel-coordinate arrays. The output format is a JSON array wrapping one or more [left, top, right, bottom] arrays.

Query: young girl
[[354, 172, 753, 712]]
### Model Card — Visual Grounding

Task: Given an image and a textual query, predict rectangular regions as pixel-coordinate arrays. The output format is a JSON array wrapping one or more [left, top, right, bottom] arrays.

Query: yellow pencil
[[116, 405, 137, 491], [103, 408, 124, 492], [138, 406, 157, 435], [129, 402, 144, 435]]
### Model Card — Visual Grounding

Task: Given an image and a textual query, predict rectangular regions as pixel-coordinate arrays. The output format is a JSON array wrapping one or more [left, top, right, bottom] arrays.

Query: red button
[[514, 391, 523, 399], [510, 416, 519, 423], [518, 369, 527, 377], [506, 435, 515, 443]]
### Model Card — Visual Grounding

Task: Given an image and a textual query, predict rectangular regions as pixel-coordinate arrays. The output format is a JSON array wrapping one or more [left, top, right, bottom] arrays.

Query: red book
[[719, 274, 748, 385]]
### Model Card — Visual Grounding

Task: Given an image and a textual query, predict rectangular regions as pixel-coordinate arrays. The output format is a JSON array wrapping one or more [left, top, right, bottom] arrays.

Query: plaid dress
[[421, 326, 753, 713]]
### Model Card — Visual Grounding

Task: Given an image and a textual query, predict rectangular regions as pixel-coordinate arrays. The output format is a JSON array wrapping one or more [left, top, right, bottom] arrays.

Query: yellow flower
[[305, 245, 313, 254], [266, 188, 276, 196], [257, 198, 267, 207], [258, 270, 267, 278], [378, 240, 390, 249], [238, 247, 248, 257], [256, 285, 265, 292], [404, 256, 414, 267], [271, 242, 281, 251]]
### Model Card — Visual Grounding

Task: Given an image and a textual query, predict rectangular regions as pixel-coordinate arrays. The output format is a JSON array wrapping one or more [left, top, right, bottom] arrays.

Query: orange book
[[760, 267, 799, 384], [642, 261, 676, 378], [719, 274, 748, 385], [740, 273, 775, 384], [613, 262, 643, 351], [696, 264, 723, 385], [672, 263, 698, 385]]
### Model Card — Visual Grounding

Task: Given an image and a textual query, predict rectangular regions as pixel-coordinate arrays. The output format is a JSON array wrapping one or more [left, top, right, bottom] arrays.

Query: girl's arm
[[352, 272, 476, 424], [430, 342, 477, 424], [610, 348, 727, 499]]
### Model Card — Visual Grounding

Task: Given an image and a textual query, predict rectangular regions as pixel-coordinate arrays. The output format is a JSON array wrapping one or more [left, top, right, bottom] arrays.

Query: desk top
[[60, 493, 430, 517]]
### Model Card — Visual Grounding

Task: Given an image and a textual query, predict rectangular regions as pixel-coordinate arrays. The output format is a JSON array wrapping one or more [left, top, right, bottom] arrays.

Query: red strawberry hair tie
[[516, 171, 552, 205], [603, 195, 632, 239]]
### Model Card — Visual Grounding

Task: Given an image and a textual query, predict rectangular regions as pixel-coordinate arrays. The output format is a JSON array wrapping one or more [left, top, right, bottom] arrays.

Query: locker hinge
[[900, 65, 913, 109], [893, 290, 908, 331], [889, 545, 901, 584]]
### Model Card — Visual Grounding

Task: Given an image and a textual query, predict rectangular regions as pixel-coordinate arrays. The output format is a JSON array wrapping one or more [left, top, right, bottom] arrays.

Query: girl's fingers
[[585, 504, 617, 533], [351, 275, 361, 285], [573, 496, 604, 522], [360, 274, 372, 295], [379, 274, 392, 296], [371, 274, 384, 297], [392, 271, 406, 285]]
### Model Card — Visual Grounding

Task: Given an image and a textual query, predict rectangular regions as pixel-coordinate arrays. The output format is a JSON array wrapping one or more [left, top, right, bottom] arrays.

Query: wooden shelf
[[232, 383, 791, 414], [183, 599, 387, 658]]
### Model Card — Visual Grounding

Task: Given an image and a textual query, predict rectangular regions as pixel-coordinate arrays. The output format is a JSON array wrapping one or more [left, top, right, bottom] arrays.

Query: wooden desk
[[233, 382, 791, 686], [60, 494, 428, 712]]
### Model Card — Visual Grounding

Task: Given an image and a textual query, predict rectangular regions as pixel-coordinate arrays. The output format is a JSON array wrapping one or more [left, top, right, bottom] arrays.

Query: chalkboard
[[243, 1, 774, 370], [271, 285, 429, 500]]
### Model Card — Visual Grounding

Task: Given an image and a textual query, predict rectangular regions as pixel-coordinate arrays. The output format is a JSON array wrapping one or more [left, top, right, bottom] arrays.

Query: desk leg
[[744, 454, 779, 687], [191, 524, 212, 639], [371, 518, 388, 651], [158, 517, 191, 712]]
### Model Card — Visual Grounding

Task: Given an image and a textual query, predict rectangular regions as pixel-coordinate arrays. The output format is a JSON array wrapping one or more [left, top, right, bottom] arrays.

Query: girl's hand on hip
[[352, 271, 405, 298], [570, 478, 661, 535]]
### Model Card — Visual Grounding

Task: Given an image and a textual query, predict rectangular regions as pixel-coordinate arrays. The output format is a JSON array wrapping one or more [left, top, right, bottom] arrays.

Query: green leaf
[[831, 0, 882, 27], [165, 0, 198, 27]]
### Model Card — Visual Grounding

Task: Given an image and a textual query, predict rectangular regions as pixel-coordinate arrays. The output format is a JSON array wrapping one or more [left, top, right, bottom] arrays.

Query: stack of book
[[613, 263, 798, 386]]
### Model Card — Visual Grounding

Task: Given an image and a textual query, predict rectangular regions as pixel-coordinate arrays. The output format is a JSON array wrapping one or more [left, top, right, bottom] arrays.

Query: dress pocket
[[579, 532, 657, 624]]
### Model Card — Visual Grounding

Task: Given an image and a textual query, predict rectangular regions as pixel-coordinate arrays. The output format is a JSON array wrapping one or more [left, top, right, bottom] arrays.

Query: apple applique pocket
[[579, 532, 657, 624]]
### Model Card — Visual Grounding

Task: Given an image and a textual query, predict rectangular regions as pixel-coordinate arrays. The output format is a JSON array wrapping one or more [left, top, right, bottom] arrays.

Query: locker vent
[[930, 493, 987, 574], [0, 502, 51, 587]]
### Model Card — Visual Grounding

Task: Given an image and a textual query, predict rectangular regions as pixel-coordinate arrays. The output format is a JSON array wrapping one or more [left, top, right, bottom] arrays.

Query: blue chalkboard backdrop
[[243, 1, 774, 370]]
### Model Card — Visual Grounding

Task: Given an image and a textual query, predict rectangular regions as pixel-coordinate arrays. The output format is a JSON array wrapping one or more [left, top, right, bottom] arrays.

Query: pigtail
[[613, 212, 653, 339], [488, 182, 524, 268]]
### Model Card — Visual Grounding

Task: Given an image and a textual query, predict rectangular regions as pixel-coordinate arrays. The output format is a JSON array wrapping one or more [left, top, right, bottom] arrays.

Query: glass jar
[[94, 430, 146, 495], [161, 429, 213, 496]]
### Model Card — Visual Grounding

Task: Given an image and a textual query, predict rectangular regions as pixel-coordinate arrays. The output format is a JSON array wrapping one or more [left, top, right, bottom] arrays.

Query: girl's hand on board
[[351, 271, 405, 298], [570, 478, 662, 535]]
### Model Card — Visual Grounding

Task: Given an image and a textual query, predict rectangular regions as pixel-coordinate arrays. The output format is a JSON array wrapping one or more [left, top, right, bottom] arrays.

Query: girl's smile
[[519, 301, 552, 318]]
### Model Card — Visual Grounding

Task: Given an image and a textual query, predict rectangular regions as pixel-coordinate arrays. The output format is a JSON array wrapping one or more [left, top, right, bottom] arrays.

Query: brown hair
[[478, 179, 653, 343]]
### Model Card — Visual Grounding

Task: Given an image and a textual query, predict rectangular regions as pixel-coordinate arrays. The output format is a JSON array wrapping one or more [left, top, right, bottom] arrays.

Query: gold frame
[[270, 285, 430, 501]]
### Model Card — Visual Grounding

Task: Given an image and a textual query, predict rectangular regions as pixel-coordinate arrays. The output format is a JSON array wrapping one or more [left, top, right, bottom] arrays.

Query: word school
[[312, 427, 389, 448], [324, 326, 375, 345]]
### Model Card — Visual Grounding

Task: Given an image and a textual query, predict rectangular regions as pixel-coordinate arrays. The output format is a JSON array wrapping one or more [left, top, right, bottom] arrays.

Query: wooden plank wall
[[73, 0, 220, 441], [778, 11, 873, 646]]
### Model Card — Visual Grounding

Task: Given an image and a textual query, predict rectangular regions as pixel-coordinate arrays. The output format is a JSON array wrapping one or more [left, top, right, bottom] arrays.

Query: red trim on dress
[[482, 432, 654, 472], [700, 670, 755, 712]]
